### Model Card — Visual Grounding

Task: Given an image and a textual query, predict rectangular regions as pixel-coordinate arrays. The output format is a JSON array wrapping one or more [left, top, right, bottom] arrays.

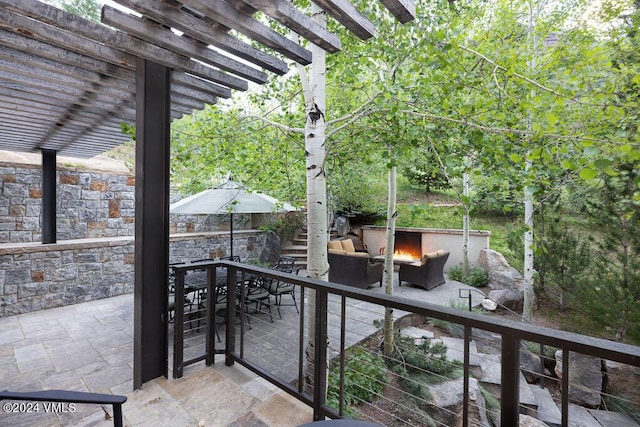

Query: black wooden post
[[41, 149, 56, 244], [134, 59, 171, 389]]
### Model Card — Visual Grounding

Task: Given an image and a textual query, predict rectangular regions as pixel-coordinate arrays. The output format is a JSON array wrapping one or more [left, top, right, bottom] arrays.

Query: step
[[568, 404, 603, 427], [530, 385, 561, 427], [399, 326, 435, 345], [281, 244, 308, 254], [439, 336, 482, 367], [588, 409, 640, 427], [477, 353, 536, 408], [292, 238, 308, 246]]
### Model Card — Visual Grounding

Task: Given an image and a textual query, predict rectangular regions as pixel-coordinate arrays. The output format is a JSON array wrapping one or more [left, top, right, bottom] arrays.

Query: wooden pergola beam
[[379, 0, 417, 24], [231, 0, 341, 52], [112, 0, 288, 76], [101, 6, 268, 84], [178, 0, 313, 65], [309, 0, 376, 40], [0, 1, 247, 91]]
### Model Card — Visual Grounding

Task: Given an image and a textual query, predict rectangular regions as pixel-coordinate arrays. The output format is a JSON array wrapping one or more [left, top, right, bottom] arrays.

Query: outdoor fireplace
[[379, 231, 422, 261]]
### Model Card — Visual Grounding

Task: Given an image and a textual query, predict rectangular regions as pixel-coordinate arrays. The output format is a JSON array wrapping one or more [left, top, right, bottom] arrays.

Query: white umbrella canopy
[[170, 178, 298, 257]]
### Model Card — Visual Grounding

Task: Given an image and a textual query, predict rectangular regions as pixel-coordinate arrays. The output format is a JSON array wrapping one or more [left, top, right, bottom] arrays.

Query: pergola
[[0, 0, 415, 388]]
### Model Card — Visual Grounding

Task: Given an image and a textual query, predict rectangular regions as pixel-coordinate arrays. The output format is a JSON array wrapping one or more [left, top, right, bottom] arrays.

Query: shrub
[[259, 212, 304, 243], [448, 265, 488, 288], [327, 346, 388, 410]]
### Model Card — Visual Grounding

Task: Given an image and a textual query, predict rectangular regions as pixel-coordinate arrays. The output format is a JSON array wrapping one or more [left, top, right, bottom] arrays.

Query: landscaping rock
[[399, 326, 434, 345], [519, 414, 551, 427], [487, 288, 523, 311], [554, 350, 603, 407], [427, 377, 480, 427], [482, 298, 498, 311], [479, 248, 525, 292], [520, 343, 543, 383]]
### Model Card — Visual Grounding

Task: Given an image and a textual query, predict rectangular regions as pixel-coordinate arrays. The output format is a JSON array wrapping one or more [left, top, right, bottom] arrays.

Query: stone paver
[[0, 274, 495, 426]]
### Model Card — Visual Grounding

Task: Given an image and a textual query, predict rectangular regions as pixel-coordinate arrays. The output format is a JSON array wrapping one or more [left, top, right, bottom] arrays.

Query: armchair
[[398, 250, 450, 291]]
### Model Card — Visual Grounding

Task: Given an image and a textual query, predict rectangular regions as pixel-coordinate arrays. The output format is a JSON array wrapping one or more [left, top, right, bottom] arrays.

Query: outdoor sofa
[[327, 239, 383, 289]]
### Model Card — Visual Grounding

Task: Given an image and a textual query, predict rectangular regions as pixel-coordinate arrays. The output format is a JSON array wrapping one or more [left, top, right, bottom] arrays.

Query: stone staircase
[[280, 227, 309, 270], [399, 327, 640, 427]]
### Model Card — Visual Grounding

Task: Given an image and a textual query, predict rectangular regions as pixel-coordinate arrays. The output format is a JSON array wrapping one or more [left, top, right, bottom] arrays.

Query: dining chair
[[266, 268, 300, 318], [242, 276, 273, 323]]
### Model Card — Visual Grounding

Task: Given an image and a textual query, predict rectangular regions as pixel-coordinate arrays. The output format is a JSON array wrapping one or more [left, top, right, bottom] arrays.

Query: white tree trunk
[[523, 179, 535, 321], [301, 3, 328, 394], [383, 164, 397, 356], [462, 171, 470, 276], [522, 0, 540, 322]]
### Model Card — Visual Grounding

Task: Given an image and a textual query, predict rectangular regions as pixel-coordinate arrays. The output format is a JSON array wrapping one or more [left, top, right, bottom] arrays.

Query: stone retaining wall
[[0, 230, 276, 317], [0, 162, 135, 243]]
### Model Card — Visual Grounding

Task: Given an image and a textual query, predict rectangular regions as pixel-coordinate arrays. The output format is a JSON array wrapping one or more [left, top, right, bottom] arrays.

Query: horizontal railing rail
[[176, 261, 640, 427]]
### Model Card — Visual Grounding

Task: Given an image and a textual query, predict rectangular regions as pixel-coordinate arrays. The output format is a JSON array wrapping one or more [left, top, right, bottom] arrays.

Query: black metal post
[[133, 58, 171, 389], [462, 325, 471, 427], [173, 270, 185, 379], [313, 288, 328, 421], [41, 149, 56, 244], [225, 265, 237, 367], [501, 334, 520, 426]]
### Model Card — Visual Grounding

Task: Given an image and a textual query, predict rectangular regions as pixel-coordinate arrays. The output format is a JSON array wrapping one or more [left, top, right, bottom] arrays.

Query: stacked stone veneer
[[0, 230, 274, 317], [0, 162, 135, 242], [0, 161, 280, 317]]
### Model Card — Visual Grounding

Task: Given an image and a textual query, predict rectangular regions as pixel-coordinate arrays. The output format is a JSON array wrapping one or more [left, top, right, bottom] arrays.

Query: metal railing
[[172, 260, 640, 427]]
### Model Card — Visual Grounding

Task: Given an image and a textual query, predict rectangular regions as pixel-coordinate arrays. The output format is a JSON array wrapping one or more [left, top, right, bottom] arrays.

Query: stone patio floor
[[0, 272, 483, 426]]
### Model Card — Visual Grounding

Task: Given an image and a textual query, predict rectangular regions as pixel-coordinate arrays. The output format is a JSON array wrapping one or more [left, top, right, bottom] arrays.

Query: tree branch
[[242, 115, 304, 134]]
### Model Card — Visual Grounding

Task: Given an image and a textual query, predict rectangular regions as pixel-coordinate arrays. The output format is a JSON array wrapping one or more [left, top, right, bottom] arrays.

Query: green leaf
[[510, 153, 523, 163], [580, 168, 598, 180]]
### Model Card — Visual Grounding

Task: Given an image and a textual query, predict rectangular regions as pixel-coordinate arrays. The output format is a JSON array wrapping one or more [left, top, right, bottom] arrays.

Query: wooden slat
[[0, 1, 247, 91], [231, 0, 341, 52], [101, 6, 267, 84], [112, 0, 288, 75], [309, 0, 376, 40], [379, 0, 416, 24], [178, 0, 312, 65]]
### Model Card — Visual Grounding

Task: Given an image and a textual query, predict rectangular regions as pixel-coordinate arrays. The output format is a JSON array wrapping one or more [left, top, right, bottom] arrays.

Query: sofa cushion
[[328, 248, 347, 255], [328, 240, 343, 250], [341, 239, 356, 253]]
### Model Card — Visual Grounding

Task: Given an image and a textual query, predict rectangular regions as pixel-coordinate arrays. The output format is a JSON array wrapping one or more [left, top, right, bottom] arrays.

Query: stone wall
[[0, 162, 135, 243], [0, 160, 282, 317], [0, 237, 135, 316], [0, 230, 277, 317]]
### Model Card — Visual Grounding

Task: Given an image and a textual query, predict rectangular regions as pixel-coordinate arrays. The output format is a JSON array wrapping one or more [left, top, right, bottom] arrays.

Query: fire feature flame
[[393, 249, 421, 261]]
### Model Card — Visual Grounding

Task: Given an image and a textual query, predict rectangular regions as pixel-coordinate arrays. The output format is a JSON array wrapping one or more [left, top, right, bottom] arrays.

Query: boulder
[[479, 249, 525, 292], [520, 343, 543, 383], [488, 289, 523, 311], [482, 298, 498, 311], [427, 377, 481, 427], [334, 215, 350, 236], [554, 350, 603, 407]]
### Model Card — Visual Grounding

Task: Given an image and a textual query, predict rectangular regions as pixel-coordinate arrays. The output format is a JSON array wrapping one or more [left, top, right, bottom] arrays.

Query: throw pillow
[[340, 239, 356, 253]]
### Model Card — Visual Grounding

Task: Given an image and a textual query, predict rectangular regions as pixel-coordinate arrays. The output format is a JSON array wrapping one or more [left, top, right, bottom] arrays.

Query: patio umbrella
[[170, 178, 298, 257]]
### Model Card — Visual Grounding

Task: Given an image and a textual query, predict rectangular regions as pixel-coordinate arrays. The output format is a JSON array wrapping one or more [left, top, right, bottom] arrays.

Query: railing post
[[225, 265, 236, 367], [501, 334, 520, 426], [313, 287, 328, 421], [173, 269, 185, 379], [205, 266, 215, 366], [462, 325, 471, 427]]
